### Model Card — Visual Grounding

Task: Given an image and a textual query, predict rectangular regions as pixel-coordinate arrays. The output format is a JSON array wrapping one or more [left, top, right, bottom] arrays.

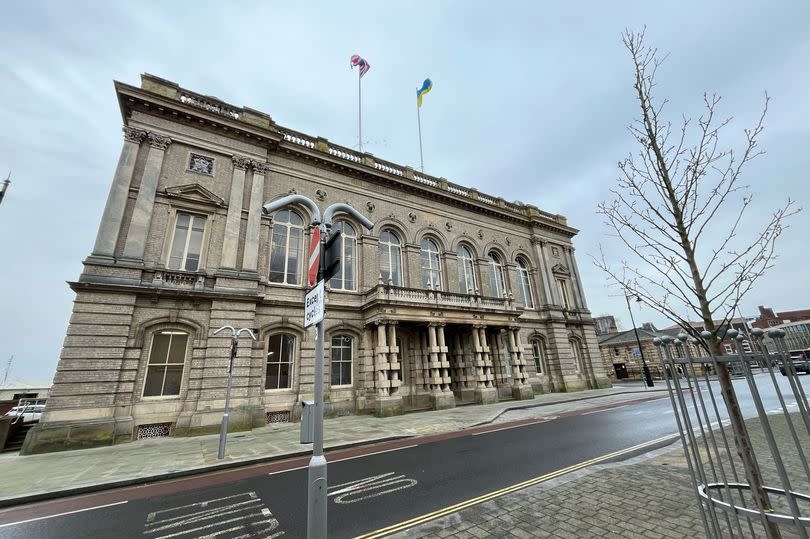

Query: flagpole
[[358, 71, 363, 153], [416, 96, 424, 173]]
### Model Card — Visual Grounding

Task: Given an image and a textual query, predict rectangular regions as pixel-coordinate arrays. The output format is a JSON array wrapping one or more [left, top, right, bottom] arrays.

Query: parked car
[[780, 356, 810, 376], [3, 404, 45, 423]]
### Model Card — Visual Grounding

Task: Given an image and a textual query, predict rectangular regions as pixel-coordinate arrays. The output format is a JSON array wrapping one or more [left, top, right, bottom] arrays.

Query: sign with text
[[304, 280, 325, 328]]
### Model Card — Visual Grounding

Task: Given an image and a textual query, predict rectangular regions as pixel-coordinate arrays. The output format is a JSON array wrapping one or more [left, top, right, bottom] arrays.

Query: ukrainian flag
[[417, 78, 433, 108]]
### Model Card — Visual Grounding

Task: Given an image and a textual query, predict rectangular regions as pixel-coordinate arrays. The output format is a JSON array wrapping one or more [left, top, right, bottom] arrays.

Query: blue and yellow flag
[[417, 78, 433, 108]]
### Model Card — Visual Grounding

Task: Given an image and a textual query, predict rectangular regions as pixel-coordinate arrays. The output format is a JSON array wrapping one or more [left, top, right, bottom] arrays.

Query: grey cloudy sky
[[1, 1, 808, 380]]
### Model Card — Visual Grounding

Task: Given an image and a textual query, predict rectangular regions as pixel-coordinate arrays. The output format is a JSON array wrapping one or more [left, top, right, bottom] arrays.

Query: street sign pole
[[212, 326, 256, 460]]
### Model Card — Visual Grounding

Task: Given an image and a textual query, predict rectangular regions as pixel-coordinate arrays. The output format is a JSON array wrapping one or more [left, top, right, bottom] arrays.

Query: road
[[0, 373, 805, 538]]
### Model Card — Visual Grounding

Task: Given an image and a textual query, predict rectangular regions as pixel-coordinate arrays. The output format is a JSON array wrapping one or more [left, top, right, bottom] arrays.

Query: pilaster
[[221, 155, 249, 270], [241, 161, 267, 272]]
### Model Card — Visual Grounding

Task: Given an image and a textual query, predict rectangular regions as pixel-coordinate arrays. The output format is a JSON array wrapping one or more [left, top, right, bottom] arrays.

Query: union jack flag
[[350, 54, 370, 78]]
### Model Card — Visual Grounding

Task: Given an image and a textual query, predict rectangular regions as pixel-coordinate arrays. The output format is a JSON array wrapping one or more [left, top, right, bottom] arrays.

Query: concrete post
[[93, 127, 145, 257], [122, 132, 171, 260]]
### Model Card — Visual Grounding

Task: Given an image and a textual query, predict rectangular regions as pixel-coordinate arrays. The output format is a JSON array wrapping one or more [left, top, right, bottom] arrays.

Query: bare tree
[[596, 29, 798, 349], [597, 29, 799, 536]]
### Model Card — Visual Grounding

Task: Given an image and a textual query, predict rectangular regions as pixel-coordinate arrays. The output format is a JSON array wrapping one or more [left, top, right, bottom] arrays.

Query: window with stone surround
[[456, 244, 477, 294], [487, 252, 506, 298], [143, 331, 188, 397], [167, 213, 206, 271], [531, 338, 546, 374], [516, 257, 534, 308], [266, 333, 295, 390], [379, 229, 403, 286], [570, 339, 583, 373], [420, 238, 442, 289], [557, 278, 571, 309], [330, 335, 353, 386], [329, 221, 357, 291], [268, 210, 304, 285]]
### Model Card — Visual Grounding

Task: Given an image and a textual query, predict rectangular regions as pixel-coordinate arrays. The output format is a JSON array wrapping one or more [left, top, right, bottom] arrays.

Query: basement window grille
[[137, 422, 172, 439], [266, 411, 290, 424]]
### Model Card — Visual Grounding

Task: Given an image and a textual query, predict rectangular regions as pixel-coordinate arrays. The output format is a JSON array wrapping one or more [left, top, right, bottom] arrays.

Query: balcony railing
[[364, 283, 518, 312]]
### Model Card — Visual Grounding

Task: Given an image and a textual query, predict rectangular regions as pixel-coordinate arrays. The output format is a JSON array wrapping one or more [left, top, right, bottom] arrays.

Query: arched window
[[329, 221, 357, 291], [143, 330, 188, 397], [420, 238, 442, 289], [266, 333, 296, 389], [456, 245, 477, 294], [516, 257, 534, 308], [269, 210, 304, 285], [330, 334, 353, 386], [531, 338, 546, 374], [487, 252, 506, 298], [379, 229, 403, 286], [569, 339, 583, 373]]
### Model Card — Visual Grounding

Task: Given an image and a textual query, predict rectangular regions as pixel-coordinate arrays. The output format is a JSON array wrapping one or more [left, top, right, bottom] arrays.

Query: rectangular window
[[143, 331, 188, 397], [532, 340, 544, 374], [557, 279, 571, 309], [330, 335, 353, 386], [742, 340, 752, 353], [266, 334, 295, 389], [168, 213, 206, 271], [724, 343, 733, 354]]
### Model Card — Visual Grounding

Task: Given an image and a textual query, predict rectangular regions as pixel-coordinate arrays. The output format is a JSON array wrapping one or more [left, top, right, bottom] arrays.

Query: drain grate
[[137, 422, 172, 439], [266, 411, 290, 424]]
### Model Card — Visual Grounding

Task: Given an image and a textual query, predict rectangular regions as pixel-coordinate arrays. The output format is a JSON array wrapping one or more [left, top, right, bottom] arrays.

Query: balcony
[[363, 284, 520, 314]]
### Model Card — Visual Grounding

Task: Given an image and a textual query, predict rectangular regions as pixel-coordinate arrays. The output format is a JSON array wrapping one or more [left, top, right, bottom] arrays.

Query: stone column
[[566, 246, 588, 310], [221, 155, 250, 270], [428, 323, 455, 409], [241, 161, 267, 273], [419, 328, 430, 391], [509, 327, 534, 400], [374, 321, 390, 397], [472, 325, 497, 404], [122, 132, 172, 261], [374, 321, 402, 416], [387, 322, 401, 394], [92, 127, 146, 258], [530, 238, 553, 305]]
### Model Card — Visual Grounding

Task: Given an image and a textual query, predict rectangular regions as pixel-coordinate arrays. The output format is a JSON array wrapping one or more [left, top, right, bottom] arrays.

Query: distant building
[[594, 315, 618, 336], [598, 326, 701, 380], [765, 320, 810, 352], [752, 306, 810, 329], [0, 379, 51, 415], [661, 318, 756, 356]]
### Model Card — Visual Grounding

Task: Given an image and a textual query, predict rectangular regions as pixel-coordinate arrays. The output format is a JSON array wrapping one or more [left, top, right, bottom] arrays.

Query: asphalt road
[[0, 373, 805, 539]]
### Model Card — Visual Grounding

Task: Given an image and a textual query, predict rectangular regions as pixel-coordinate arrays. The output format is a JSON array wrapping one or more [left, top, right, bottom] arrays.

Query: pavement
[[0, 383, 666, 506]]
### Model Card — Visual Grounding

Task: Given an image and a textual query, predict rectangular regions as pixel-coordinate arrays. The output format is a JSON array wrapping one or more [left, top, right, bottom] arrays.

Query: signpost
[[261, 196, 374, 539]]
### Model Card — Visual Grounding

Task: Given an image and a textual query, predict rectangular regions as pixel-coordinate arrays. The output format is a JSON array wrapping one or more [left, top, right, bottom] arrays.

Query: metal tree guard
[[654, 328, 810, 537]]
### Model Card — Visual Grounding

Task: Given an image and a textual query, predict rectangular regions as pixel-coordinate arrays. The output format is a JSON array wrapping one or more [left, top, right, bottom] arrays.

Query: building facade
[[24, 74, 610, 454], [752, 305, 810, 329]]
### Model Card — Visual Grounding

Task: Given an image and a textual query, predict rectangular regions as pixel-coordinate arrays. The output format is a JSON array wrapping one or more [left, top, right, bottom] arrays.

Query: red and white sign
[[308, 226, 321, 287]]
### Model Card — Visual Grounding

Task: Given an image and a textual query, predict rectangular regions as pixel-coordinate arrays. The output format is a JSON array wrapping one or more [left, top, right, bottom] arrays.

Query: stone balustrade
[[364, 284, 516, 312]]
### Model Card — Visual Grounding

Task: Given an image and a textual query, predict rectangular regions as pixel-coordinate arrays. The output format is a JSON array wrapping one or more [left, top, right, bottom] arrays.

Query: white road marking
[[0, 500, 128, 528], [327, 472, 418, 504], [331, 444, 419, 463], [144, 492, 284, 538], [267, 464, 308, 476], [582, 405, 628, 416], [471, 418, 556, 436]]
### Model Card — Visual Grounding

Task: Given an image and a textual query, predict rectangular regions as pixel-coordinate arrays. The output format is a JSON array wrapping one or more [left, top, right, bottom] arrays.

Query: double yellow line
[[355, 433, 679, 538]]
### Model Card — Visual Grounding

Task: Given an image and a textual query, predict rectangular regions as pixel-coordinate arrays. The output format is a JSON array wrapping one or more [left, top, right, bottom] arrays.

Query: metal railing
[[655, 328, 810, 537]]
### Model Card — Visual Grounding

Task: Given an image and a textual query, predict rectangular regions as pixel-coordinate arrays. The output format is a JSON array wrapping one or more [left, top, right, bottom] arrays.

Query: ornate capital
[[146, 132, 172, 150], [232, 155, 251, 170], [530, 236, 545, 247], [123, 126, 147, 144], [251, 160, 270, 175]]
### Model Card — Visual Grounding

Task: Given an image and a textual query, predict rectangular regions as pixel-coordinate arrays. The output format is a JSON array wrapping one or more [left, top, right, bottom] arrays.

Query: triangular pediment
[[551, 263, 570, 276], [164, 184, 225, 207]]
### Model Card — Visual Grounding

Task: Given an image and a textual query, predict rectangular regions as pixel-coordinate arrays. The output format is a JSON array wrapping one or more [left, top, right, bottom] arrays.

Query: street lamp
[[262, 195, 373, 539], [625, 292, 654, 387], [213, 325, 256, 459], [0, 173, 10, 207]]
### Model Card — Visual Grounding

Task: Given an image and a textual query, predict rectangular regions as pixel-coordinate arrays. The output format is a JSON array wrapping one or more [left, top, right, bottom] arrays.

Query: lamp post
[[0, 173, 10, 208], [261, 195, 374, 539], [213, 325, 256, 459], [625, 292, 654, 387]]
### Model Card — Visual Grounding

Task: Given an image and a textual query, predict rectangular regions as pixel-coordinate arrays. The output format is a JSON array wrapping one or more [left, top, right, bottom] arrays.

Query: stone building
[[24, 74, 610, 454]]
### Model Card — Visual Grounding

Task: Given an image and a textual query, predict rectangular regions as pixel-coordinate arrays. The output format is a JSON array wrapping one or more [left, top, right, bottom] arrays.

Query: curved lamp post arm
[[323, 202, 374, 230], [236, 328, 257, 340], [262, 194, 321, 225], [213, 325, 236, 337]]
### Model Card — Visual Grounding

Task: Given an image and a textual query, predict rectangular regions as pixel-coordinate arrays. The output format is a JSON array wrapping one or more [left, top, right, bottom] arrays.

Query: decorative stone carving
[[445, 222, 453, 231], [316, 188, 327, 201], [251, 161, 270, 175], [231, 155, 250, 170], [288, 188, 298, 195], [477, 229, 484, 240], [505, 237, 512, 246], [408, 212, 417, 223], [146, 133, 172, 150], [366, 201, 375, 213], [551, 263, 570, 276], [123, 126, 147, 143], [530, 236, 545, 246], [551, 246, 561, 257], [188, 153, 214, 175]]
